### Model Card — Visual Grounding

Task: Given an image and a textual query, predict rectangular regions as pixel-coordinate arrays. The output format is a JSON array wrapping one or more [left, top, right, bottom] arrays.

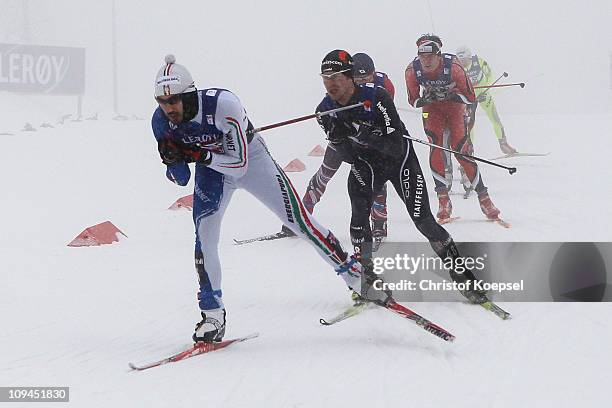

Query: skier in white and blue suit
[[151, 55, 368, 343]]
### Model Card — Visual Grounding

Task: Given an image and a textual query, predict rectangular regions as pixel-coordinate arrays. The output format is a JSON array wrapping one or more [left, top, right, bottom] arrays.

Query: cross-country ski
[[129, 334, 259, 371]]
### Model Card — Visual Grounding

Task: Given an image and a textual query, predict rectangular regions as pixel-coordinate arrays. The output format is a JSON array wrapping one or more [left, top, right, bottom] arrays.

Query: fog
[[1, 0, 610, 126]]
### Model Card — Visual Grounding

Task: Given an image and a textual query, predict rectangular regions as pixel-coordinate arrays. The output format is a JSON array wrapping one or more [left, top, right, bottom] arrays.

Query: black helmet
[[353, 53, 375, 76], [320, 49, 354, 77]]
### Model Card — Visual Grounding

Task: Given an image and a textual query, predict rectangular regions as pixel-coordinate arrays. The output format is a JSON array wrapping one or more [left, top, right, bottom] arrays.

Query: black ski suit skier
[[317, 49, 485, 303]]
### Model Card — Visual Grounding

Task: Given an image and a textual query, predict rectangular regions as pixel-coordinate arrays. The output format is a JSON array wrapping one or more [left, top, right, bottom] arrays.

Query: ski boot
[[193, 308, 226, 343], [449, 270, 488, 304], [351, 290, 366, 305], [338, 255, 391, 306], [477, 190, 501, 220], [499, 137, 518, 155]]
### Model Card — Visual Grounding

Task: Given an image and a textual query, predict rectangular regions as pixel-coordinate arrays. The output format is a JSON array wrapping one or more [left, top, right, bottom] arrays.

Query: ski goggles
[[155, 94, 182, 105]]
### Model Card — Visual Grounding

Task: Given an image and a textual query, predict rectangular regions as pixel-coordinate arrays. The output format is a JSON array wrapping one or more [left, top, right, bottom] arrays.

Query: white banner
[[0, 43, 85, 95]]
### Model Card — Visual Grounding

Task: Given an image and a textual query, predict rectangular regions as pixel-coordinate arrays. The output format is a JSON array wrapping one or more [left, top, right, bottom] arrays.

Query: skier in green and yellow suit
[[456, 46, 517, 154]]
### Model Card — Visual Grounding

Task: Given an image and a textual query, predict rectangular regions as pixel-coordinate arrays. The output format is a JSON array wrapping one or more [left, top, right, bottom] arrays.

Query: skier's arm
[[480, 57, 493, 86], [316, 102, 357, 164], [404, 63, 424, 107], [383, 75, 396, 100], [207, 91, 250, 178], [152, 109, 191, 186], [447, 62, 476, 104], [405, 64, 437, 108], [476, 57, 493, 102], [353, 88, 404, 158]]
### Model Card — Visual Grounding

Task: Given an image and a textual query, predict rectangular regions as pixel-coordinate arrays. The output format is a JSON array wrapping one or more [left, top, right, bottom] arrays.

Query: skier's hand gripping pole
[[402, 132, 517, 175], [247, 102, 365, 135]]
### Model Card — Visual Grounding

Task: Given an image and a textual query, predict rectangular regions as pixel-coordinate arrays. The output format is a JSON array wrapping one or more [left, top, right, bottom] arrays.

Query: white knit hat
[[154, 54, 196, 97]]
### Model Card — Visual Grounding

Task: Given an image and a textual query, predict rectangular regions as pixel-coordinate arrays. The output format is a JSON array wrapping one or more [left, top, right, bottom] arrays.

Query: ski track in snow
[[1, 113, 612, 407]]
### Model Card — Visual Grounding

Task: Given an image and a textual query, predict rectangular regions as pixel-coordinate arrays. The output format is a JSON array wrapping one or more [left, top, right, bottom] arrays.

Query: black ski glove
[[427, 86, 450, 101], [350, 122, 383, 148], [327, 121, 356, 144], [415, 94, 435, 108], [158, 138, 185, 165], [327, 121, 358, 163], [181, 146, 213, 165]]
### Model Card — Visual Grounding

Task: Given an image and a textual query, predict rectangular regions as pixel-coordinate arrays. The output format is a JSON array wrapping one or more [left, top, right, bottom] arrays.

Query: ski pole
[[488, 72, 508, 89], [475, 72, 508, 99], [474, 82, 525, 90], [402, 132, 517, 175], [399, 73, 510, 112], [248, 102, 364, 135]]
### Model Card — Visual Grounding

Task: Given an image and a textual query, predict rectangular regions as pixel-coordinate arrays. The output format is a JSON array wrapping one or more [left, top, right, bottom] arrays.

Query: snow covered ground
[[1, 110, 612, 407]]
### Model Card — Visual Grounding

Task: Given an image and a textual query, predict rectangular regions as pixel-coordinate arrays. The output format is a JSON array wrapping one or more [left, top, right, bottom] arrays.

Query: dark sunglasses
[[155, 94, 182, 105]]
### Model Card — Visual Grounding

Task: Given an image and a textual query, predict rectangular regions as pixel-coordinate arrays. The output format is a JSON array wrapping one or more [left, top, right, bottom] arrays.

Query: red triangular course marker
[[67, 221, 127, 247], [283, 158, 306, 172], [308, 144, 326, 157], [168, 194, 194, 210]]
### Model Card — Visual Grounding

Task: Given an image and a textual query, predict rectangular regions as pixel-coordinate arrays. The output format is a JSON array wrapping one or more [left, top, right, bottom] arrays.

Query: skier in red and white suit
[[404, 34, 501, 221]]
